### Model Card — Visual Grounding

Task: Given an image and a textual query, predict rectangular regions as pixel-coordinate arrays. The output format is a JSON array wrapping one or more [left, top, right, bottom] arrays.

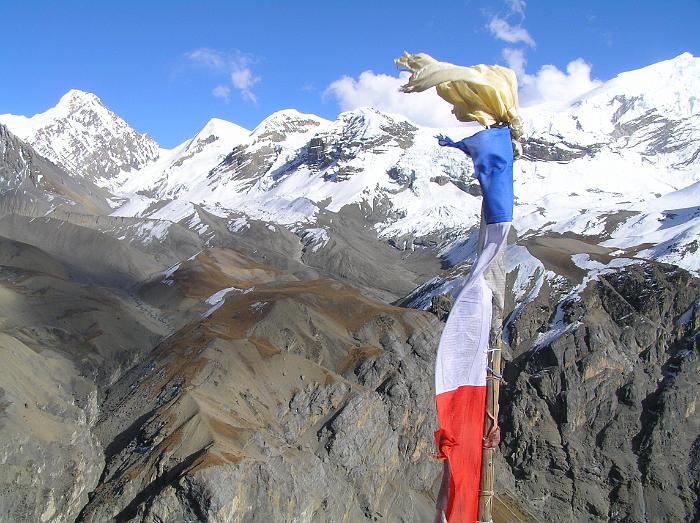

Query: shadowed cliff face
[[0, 239, 169, 522]]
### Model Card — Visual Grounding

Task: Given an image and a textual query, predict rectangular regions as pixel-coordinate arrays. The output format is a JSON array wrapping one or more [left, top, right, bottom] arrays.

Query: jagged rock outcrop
[[498, 262, 700, 522]]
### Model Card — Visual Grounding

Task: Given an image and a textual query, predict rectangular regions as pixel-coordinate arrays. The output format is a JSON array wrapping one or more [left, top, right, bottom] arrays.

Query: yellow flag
[[395, 51, 523, 157]]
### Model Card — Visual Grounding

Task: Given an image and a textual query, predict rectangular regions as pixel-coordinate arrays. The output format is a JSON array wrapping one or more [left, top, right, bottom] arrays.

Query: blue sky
[[1, 0, 698, 147]]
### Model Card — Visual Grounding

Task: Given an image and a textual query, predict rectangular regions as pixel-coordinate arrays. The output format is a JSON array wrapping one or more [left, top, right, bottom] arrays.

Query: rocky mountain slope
[[0, 53, 698, 522], [497, 260, 699, 522]]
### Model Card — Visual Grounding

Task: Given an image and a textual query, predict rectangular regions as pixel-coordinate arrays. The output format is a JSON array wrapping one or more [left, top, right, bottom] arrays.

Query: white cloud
[[212, 85, 230, 103], [324, 71, 463, 127], [506, 0, 526, 18], [231, 69, 260, 103], [488, 16, 535, 47], [490, 0, 600, 108], [184, 48, 260, 103], [502, 47, 526, 78], [523, 60, 602, 106], [185, 48, 225, 69], [502, 48, 602, 106]]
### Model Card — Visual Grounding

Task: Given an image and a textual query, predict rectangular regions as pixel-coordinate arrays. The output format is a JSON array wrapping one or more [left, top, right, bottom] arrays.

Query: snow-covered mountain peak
[[0, 89, 105, 138], [324, 106, 419, 150], [256, 108, 327, 124], [520, 51, 700, 159], [172, 117, 250, 166], [258, 108, 312, 120], [55, 89, 104, 113], [606, 52, 698, 96], [0, 89, 160, 184], [2, 89, 120, 140], [188, 118, 250, 150], [569, 52, 699, 109], [197, 117, 249, 137], [337, 106, 408, 128], [341, 105, 401, 120], [560, 52, 700, 134], [251, 109, 329, 142]]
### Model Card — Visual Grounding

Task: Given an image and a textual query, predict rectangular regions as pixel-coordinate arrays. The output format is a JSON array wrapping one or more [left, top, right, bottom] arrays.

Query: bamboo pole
[[477, 338, 502, 522]]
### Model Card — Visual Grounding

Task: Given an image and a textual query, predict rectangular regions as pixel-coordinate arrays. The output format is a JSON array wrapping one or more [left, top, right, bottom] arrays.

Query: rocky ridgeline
[[70, 253, 445, 522]]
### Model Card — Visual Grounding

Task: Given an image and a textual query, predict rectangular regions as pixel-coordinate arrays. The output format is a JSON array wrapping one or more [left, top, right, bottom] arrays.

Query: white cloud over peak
[[488, 16, 535, 47], [184, 48, 260, 103], [503, 48, 602, 106], [324, 71, 462, 128], [486, 2, 600, 107]]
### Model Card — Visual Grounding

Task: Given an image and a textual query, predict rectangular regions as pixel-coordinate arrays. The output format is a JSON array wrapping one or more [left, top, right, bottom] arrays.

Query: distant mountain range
[[0, 53, 698, 522]]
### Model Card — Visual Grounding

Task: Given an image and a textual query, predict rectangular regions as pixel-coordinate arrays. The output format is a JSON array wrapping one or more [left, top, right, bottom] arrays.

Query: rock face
[[0, 333, 103, 523], [73, 249, 442, 522], [0, 124, 112, 215], [0, 232, 170, 522], [498, 262, 700, 522]]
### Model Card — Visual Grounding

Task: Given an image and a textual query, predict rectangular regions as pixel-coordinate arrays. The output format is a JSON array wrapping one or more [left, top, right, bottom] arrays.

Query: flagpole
[[477, 339, 502, 522]]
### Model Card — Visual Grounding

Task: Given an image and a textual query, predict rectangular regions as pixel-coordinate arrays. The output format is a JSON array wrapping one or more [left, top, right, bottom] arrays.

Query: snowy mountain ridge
[[2, 53, 699, 278]]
